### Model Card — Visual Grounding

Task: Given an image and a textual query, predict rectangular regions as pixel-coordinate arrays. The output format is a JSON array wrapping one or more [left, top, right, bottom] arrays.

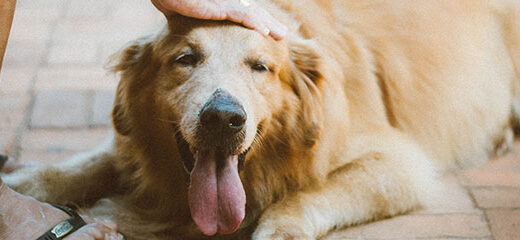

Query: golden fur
[[3, 0, 520, 239]]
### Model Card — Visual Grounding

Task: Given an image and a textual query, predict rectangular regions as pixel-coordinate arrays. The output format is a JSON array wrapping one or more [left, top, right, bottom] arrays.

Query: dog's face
[[112, 16, 322, 236], [161, 21, 287, 158]]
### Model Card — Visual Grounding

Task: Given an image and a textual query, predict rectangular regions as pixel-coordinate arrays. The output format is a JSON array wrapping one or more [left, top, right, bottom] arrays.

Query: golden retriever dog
[[3, 0, 520, 239]]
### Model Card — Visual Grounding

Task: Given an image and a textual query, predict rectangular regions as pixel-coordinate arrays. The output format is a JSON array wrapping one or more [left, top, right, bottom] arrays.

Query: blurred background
[[0, 0, 162, 163], [0, 0, 518, 239]]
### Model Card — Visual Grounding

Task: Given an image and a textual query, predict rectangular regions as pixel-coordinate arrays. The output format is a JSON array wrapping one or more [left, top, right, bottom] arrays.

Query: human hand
[[0, 182, 123, 240], [151, 0, 287, 40]]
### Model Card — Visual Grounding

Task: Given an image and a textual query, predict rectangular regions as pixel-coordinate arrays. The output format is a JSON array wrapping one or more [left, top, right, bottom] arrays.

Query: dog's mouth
[[173, 125, 249, 236], [174, 129, 247, 175]]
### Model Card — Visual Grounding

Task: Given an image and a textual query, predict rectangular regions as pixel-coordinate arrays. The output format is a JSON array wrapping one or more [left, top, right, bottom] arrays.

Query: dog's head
[[111, 14, 323, 236]]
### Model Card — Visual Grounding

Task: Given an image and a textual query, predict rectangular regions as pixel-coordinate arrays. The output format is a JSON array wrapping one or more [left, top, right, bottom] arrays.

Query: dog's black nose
[[199, 89, 246, 138], [200, 106, 246, 131]]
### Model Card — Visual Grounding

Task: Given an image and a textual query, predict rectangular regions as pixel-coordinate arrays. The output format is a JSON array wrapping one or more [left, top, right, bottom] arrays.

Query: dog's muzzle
[[174, 89, 249, 175], [196, 89, 247, 154]]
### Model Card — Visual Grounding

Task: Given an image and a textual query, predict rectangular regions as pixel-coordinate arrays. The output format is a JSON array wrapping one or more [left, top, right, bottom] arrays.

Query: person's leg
[[0, 0, 16, 72]]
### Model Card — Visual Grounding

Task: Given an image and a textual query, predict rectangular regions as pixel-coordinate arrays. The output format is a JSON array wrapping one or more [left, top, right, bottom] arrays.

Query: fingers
[[227, 1, 287, 40], [259, 8, 287, 40], [150, 0, 287, 40]]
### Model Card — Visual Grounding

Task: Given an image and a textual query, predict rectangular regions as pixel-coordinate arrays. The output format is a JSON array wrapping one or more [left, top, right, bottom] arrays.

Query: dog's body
[[3, 0, 520, 239]]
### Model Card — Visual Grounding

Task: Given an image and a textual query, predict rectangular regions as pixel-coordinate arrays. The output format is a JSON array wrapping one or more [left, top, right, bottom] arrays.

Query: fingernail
[[262, 27, 270, 37], [275, 24, 288, 39], [280, 24, 288, 36], [271, 24, 287, 40], [239, 0, 251, 7]]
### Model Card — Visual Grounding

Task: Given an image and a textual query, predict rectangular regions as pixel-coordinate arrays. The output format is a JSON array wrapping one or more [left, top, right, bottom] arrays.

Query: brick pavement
[[0, 0, 519, 239]]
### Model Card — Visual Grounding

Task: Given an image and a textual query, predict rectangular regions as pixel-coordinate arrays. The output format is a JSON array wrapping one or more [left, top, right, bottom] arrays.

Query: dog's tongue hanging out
[[188, 150, 246, 235]]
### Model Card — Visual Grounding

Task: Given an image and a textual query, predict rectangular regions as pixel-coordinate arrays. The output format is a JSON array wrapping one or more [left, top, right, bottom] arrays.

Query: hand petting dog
[[151, 0, 287, 40]]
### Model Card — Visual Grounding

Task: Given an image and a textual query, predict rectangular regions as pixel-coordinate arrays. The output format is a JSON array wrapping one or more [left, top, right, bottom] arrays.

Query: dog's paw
[[252, 219, 313, 240]]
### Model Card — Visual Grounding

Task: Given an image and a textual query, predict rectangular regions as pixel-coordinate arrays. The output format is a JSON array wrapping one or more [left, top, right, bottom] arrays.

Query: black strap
[[36, 204, 87, 240]]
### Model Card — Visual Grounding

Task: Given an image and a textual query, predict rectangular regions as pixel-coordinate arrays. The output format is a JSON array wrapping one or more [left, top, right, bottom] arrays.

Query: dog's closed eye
[[249, 60, 272, 73], [251, 63, 269, 72], [172, 51, 200, 66]]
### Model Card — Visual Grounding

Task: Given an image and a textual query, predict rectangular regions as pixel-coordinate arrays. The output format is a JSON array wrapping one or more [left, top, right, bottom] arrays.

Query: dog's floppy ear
[[288, 38, 323, 147], [111, 81, 132, 136], [110, 39, 153, 72], [109, 40, 154, 136]]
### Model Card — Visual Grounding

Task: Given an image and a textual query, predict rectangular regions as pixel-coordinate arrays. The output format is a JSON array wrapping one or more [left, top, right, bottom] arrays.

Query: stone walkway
[[0, 0, 518, 239]]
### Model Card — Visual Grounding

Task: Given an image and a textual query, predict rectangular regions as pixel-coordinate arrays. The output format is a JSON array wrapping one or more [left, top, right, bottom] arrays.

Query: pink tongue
[[188, 150, 246, 236]]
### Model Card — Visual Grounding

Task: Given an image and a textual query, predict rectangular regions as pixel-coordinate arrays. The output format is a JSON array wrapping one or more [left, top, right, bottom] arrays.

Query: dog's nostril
[[200, 107, 246, 131], [229, 115, 246, 129]]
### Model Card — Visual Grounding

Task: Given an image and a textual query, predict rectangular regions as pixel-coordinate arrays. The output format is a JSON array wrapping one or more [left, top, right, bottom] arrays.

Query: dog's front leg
[[252, 139, 439, 240], [1, 136, 118, 206]]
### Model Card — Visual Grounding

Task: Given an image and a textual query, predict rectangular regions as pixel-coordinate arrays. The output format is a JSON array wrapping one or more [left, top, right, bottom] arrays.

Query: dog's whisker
[[251, 128, 267, 150]]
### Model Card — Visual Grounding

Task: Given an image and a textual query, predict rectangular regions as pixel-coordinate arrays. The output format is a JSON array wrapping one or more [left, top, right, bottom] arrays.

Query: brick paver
[[91, 91, 115, 126], [487, 209, 520, 240], [413, 175, 480, 215], [20, 128, 111, 152], [471, 188, 520, 209], [18, 149, 78, 165], [0, 95, 30, 129], [336, 214, 490, 239], [30, 90, 90, 128], [34, 67, 118, 91], [0, 128, 17, 155], [46, 43, 98, 65], [1, 0, 519, 239], [459, 149, 520, 186], [2, 42, 46, 68], [0, 68, 33, 94]]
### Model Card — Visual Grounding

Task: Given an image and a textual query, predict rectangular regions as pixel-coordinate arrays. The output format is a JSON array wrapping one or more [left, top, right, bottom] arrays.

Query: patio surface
[[0, 0, 519, 239]]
